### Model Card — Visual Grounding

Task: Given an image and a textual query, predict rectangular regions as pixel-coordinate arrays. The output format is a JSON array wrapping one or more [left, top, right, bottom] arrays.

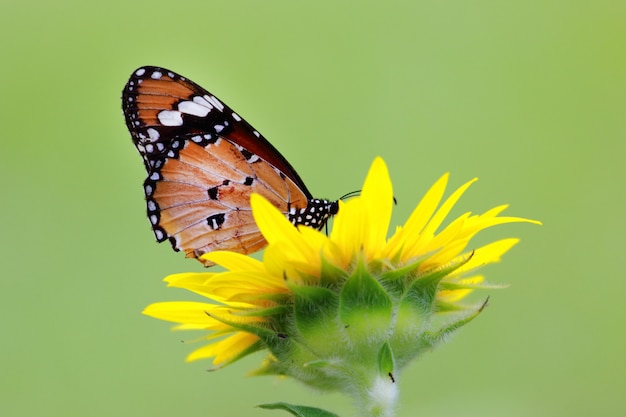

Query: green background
[[1, 1, 624, 416]]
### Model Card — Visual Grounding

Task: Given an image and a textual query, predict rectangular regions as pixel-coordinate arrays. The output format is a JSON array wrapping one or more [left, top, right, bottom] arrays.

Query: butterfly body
[[122, 66, 337, 266]]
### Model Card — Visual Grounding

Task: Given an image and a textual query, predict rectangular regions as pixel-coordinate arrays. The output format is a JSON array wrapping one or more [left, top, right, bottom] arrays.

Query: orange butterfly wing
[[146, 135, 309, 265], [122, 66, 336, 266]]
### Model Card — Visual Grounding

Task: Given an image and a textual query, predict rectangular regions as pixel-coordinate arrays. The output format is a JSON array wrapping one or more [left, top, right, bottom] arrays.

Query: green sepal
[[319, 255, 350, 288], [424, 297, 489, 348], [258, 402, 340, 417], [237, 305, 291, 318], [438, 281, 508, 291], [303, 359, 333, 369], [433, 300, 470, 313], [249, 355, 284, 377], [339, 260, 392, 344], [399, 269, 447, 317], [390, 256, 475, 364], [254, 292, 293, 304], [251, 351, 345, 391], [377, 341, 395, 377], [290, 284, 338, 330], [205, 310, 276, 341], [401, 254, 473, 315], [290, 284, 341, 355], [378, 257, 423, 282]]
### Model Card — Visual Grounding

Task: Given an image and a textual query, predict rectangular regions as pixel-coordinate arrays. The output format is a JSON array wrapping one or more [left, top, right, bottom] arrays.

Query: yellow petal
[[251, 193, 320, 267], [143, 302, 227, 327], [438, 276, 486, 302], [186, 332, 260, 364], [449, 238, 521, 278], [360, 157, 393, 257], [203, 271, 288, 301], [252, 193, 301, 246], [202, 251, 266, 272], [385, 173, 449, 259], [330, 199, 361, 261], [163, 273, 253, 306], [401, 178, 477, 261], [330, 157, 393, 260], [437, 288, 473, 302], [165, 272, 215, 286]]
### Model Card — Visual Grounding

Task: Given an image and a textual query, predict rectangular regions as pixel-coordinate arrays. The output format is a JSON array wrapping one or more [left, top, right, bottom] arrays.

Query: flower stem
[[357, 375, 398, 417]]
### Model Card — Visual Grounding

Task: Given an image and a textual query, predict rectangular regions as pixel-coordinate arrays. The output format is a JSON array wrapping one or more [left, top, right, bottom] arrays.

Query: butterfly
[[122, 66, 338, 266]]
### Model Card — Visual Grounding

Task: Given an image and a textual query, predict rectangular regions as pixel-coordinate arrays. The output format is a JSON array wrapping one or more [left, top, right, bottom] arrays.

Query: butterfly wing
[[122, 66, 313, 265]]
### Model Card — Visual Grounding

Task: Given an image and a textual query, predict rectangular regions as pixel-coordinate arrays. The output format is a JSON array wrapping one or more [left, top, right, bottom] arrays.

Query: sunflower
[[144, 157, 540, 417]]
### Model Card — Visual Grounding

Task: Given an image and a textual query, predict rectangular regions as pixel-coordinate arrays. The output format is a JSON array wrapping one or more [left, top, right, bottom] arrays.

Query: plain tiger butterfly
[[122, 66, 338, 266]]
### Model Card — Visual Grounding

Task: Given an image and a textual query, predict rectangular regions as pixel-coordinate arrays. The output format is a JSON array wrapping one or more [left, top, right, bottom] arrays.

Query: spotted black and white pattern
[[288, 199, 339, 228]]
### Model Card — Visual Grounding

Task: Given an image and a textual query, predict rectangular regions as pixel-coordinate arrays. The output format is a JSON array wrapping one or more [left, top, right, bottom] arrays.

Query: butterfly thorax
[[288, 199, 339, 230]]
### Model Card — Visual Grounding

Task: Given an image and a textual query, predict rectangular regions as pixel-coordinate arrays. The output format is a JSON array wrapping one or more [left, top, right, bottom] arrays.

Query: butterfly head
[[288, 199, 339, 231]]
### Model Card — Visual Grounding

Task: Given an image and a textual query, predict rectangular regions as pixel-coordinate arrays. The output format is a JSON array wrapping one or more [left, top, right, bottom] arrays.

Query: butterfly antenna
[[321, 192, 359, 236], [339, 189, 397, 205], [339, 190, 361, 201]]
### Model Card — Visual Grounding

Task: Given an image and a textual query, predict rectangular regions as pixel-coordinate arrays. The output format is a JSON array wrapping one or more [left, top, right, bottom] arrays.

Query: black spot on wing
[[208, 186, 219, 200], [206, 213, 226, 230]]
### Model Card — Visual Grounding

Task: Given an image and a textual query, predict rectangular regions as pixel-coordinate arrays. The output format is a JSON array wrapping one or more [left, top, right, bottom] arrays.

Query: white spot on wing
[[135, 68, 146, 76], [146, 128, 160, 140], [193, 96, 213, 109], [151, 71, 162, 79], [205, 95, 225, 111], [178, 100, 210, 117], [232, 112, 242, 121], [158, 110, 183, 126]]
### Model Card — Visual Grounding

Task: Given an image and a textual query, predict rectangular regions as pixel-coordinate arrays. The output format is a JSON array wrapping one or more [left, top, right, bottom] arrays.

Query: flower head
[[143, 157, 540, 415]]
